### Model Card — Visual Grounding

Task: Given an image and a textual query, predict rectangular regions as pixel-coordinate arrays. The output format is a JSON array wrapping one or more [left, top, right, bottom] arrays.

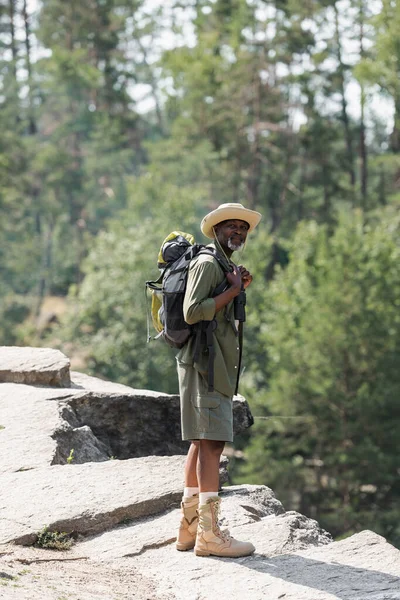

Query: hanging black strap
[[193, 324, 202, 364], [205, 320, 216, 392], [192, 321, 217, 393], [235, 321, 244, 396]]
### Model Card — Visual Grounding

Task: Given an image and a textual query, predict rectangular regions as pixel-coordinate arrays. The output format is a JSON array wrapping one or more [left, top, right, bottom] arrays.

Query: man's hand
[[226, 268, 242, 294], [214, 267, 242, 313], [238, 265, 253, 289]]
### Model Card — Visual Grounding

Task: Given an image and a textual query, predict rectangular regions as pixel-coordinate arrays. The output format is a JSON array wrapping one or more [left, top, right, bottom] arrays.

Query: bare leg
[[184, 441, 200, 487], [197, 439, 225, 492]]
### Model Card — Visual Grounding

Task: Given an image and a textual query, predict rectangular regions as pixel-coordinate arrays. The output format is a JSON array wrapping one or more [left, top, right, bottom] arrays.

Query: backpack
[[145, 231, 229, 391]]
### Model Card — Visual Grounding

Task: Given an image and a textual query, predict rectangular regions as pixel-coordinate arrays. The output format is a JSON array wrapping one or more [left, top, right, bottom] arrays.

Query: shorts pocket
[[192, 394, 221, 432], [193, 395, 221, 409]]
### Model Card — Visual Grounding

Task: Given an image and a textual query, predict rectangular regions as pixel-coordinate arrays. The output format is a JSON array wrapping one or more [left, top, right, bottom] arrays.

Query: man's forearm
[[213, 284, 241, 313]]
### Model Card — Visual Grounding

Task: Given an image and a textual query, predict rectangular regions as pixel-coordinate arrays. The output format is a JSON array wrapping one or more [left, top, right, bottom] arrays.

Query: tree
[[26, 0, 150, 303], [59, 139, 220, 391], [237, 207, 400, 547]]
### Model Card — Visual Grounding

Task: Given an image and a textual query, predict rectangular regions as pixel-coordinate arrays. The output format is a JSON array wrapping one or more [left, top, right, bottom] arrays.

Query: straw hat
[[201, 203, 262, 239]]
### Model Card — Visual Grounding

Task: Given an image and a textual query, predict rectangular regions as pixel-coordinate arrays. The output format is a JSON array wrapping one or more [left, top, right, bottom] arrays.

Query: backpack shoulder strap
[[191, 247, 234, 393], [196, 247, 233, 297], [196, 247, 231, 273]]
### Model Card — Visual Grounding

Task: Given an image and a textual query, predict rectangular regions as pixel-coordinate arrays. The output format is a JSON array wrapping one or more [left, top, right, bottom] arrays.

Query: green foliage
[[58, 141, 225, 392], [2, 0, 400, 549], [237, 208, 400, 547], [0, 296, 31, 345], [35, 528, 74, 551], [64, 224, 179, 392]]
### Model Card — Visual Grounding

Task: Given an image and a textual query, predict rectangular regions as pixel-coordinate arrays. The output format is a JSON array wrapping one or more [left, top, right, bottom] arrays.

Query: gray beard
[[227, 239, 244, 252]]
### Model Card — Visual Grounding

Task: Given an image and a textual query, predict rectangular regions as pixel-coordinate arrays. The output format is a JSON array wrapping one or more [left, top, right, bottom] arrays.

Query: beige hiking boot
[[195, 496, 255, 558], [176, 494, 199, 551]]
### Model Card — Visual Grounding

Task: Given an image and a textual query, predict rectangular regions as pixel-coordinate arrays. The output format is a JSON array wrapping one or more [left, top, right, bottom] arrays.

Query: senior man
[[176, 202, 262, 558]]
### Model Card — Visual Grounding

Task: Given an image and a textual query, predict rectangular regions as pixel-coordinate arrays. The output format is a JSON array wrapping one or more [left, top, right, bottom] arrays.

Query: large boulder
[[126, 526, 400, 600], [0, 455, 187, 545], [61, 373, 253, 460], [1, 485, 399, 600], [0, 346, 71, 387], [0, 367, 254, 473]]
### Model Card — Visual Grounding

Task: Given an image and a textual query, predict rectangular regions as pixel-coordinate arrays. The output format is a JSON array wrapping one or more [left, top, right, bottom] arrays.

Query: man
[[176, 202, 262, 558]]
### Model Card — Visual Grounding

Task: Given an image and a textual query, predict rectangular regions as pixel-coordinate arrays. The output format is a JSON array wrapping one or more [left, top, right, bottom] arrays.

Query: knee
[[199, 439, 225, 457]]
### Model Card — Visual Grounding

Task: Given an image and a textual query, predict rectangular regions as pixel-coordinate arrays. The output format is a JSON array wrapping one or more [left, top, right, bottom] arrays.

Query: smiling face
[[214, 219, 250, 253]]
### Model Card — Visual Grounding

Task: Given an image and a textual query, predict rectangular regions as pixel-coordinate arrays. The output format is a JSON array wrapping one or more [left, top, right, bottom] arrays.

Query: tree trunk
[[378, 164, 386, 205], [8, 0, 20, 125], [322, 162, 330, 221], [137, 38, 166, 135], [35, 222, 54, 318], [8, 0, 18, 81], [390, 94, 400, 153], [334, 2, 355, 190], [359, 1, 368, 206], [359, 85, 367, 206], [246, 72, 262, 209], [22, 0, 37, 134]]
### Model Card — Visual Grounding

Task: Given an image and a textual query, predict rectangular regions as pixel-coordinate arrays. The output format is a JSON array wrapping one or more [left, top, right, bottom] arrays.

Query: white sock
[[199, 491, 218, 505], [184, 486, 199, 498]]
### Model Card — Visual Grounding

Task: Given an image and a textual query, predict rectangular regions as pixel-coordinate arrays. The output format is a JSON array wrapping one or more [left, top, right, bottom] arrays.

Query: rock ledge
[[0, 346, 71, 387]]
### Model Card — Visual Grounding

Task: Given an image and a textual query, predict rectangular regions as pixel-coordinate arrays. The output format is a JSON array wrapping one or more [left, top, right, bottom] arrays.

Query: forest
[[1, 0, 399, 548]]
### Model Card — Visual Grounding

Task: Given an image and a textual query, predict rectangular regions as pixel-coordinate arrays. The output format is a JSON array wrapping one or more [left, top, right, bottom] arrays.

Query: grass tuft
[[35, 528, 74, 551]]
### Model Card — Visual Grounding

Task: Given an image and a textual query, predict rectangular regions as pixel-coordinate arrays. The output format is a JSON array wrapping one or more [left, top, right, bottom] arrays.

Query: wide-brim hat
[[201, 203, 262, 239]]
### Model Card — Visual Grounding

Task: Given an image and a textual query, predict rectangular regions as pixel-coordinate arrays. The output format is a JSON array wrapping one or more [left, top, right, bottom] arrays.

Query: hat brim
[[201, 206, 262, 239]]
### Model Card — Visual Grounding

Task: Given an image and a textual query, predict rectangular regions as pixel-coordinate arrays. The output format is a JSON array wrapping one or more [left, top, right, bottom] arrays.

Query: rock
[[0, 455, 187, 546], [70, 371, 143, 394], [121, 520, 399, 600], [1, 493, 399, 600], [62, 389, 184, 459], [76, 484, 289, 561], [219, 455, 229, 486], [51, 424, 111, 464], [0, 383, 75, 474], [0, 368, 254, 473], [0, 550, 165, 600], [64, 375, 253, 459], [232, 393, 254, 434], [72, 486, 400, 600], [0, 346, 70, 387], [216, 484, 286, 527], [1, 347, 399, 600], [231, 510, 333, 557]]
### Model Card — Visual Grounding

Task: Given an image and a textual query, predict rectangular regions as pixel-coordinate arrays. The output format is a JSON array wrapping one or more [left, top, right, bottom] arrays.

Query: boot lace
[[213, 499, 232, 542]]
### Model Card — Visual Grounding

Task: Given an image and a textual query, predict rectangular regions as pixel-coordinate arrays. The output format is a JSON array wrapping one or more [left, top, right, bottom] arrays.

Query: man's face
[[215, 219, 249, 251]]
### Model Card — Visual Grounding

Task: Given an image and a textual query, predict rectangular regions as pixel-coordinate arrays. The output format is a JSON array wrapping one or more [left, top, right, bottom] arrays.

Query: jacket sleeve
[[183, 259, 220, 325]]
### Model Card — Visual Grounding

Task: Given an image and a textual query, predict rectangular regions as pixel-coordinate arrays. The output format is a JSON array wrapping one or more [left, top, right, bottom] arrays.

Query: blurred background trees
[[1, 0, 399, 546]]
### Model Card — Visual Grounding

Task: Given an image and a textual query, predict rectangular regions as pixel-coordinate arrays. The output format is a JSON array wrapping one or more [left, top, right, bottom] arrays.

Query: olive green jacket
[[177, 243, 240, 397]]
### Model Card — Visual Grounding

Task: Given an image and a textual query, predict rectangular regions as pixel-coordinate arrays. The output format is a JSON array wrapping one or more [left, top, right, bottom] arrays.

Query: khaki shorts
[[177, 361, 233, 442]]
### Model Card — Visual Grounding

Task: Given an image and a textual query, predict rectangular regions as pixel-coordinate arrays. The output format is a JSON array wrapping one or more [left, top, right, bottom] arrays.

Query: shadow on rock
[[235, 537, 400, 600]]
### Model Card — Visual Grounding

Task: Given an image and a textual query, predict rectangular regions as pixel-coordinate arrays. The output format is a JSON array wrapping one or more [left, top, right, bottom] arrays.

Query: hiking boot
[[176, 494, 199, 551], [195, 496, 255, 558]]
